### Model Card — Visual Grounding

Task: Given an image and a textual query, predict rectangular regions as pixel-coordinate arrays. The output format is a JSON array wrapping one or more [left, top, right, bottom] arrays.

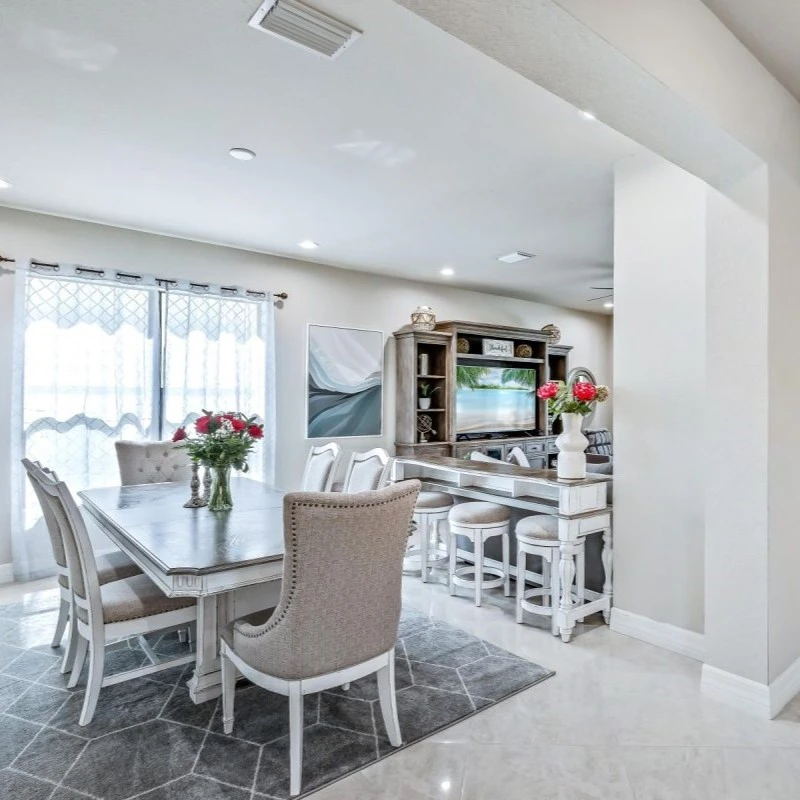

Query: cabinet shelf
[[456, 354, 544, 365], [417, 408, 445, 412], [417, 374, 446, 379]]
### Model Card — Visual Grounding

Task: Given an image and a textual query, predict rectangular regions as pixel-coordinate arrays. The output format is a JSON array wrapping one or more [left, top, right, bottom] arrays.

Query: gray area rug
[[0, 588, 554, 799]]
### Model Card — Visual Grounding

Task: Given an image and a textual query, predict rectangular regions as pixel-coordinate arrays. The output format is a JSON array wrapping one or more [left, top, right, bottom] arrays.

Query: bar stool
[[448, 502, 511, 606], [405, 491, 454, 582], [515, 515, 585, 636]]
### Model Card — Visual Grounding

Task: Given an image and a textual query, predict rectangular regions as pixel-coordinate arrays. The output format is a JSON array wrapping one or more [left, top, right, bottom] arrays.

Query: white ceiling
[[0, 0, 641, 312], [702, 0, 800, 100]]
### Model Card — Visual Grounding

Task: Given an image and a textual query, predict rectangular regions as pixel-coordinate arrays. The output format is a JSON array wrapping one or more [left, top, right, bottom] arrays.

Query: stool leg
[[577, 545, 585, 605], [449, 531, 457, 596], [474, 532, 484, 607], [502, 531, 511, 597], [516, 548, 526, 623], [420, 515, 429, 584], [542, 557, 551, 608], [550, 552, 561, 636]]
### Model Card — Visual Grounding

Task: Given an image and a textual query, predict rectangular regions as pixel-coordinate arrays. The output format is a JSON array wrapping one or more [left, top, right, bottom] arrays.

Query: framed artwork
[[306, 324, 384, 438]]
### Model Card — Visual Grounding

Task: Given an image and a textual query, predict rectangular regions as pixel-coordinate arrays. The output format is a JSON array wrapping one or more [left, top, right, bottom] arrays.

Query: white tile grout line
[[249, 740, 265, 800]]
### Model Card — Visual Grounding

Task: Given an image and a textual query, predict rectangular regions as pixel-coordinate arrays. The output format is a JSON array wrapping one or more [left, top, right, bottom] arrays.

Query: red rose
[[572, 382, 597, 402], [195, 415, 211, 434], [536, 381, 560, 400], [248, 424, 264, 439], [172, 427, 187, 442], [229, 417, 246, 432]]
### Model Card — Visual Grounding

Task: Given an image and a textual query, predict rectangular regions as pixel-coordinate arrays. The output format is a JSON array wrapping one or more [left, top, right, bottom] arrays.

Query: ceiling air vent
[[248, 0, 361, 59]]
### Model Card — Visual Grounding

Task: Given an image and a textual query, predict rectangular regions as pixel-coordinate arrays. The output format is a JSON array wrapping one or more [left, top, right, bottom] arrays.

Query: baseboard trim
[[610, 608, 706, 661], [0, 563, 14, 585], [701, 664, 771, 718], [768, 654, 800, 718]]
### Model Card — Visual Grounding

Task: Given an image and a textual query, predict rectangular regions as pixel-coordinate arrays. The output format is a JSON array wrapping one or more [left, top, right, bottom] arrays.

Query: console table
[[391, 456, 612, 642]]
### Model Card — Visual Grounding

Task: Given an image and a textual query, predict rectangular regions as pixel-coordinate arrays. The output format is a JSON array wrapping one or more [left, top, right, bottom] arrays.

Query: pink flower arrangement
[[536, 380, 610, 418]]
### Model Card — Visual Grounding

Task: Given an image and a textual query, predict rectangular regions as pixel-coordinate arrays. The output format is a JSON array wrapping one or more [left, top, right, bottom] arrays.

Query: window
[[12, 269, 273, 580]]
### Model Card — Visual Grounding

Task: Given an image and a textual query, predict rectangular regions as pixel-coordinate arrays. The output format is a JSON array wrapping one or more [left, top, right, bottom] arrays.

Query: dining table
[[79, 477, 286, 704]]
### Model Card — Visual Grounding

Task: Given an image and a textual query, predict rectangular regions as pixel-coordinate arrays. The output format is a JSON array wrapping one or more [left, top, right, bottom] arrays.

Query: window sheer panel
[[163, 292, 268, 477], [14, 276, 158, 578]]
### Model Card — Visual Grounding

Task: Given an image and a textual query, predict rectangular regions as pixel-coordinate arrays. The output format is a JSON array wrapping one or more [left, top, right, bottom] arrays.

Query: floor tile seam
[[191, 761, 260, 793], [188, 697, 220, 775], [249, 738, 265, 798], [121, 773, 185, 800], [43, 738, 93, 800], [155, 674, 182, 719], [5, 763, 62, 787], [7, 694, 80, 774]]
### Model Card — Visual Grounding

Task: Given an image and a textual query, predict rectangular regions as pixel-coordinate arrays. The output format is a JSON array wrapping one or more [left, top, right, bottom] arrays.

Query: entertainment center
[[394, 320, 571, 467]]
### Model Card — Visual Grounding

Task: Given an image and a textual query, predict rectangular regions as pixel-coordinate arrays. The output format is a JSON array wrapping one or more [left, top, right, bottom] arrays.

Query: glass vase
[[208, 465, 233, 512]]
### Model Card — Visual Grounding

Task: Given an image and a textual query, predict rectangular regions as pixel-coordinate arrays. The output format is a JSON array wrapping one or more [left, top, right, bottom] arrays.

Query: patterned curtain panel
[[11, 271, 275, 581], [162, 290, 269, 479]]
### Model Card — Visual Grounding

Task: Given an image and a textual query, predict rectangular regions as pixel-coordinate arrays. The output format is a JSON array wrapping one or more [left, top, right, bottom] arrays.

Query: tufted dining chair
[[340, 447, 392, 492], [300, 442, 341, 492], [115, 440, 193, 486], [24, 460, 197, 726], [220, 480, 421, 797], [22, 459, 143, 674]]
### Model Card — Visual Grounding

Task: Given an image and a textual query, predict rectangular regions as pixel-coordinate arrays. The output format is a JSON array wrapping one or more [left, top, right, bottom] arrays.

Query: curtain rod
[[0, 254, 15, 276], [12, 257, 288, 300]]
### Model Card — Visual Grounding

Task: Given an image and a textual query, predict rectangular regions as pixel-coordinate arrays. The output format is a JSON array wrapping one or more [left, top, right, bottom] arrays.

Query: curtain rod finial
[[273, 292, 288, 300]]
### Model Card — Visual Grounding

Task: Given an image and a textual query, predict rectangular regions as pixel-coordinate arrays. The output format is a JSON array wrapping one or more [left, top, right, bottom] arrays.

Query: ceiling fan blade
[[588, 293, 614, 302]]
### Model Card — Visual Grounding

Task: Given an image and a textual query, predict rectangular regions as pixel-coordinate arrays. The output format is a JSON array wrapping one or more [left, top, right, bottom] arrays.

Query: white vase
[[419, 397, 432, 410], [556, 413, 588, 479]]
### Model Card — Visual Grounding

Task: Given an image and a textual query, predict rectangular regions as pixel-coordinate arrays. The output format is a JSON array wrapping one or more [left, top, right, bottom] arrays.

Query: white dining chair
[[340, 448, 392, 492], [24, 461, 197, 726], [300, 442, 341, 491], [220, 481, 421, 797], [115, 440, 193, 486], [507, 446, 530, 468], [22, 459, 143, 674]]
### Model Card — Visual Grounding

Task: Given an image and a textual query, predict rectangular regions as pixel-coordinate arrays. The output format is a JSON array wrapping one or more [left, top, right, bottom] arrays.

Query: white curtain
[[11, 267, 276, 581], [162, 289, 275, 484]]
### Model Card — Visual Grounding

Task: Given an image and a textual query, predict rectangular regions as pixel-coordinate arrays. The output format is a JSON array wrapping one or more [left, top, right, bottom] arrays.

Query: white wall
[[613, 153, 707, 634], [0, 206, 612, 567]]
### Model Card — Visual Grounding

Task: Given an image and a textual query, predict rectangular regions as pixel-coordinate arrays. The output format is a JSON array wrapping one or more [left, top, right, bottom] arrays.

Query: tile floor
[[3, 573, 800, 799]]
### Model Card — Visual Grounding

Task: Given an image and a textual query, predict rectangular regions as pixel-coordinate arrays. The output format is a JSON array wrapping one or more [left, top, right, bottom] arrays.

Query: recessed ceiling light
[[440, 267, 454, 276], [229, 147, 256, 161], [581, 110, 597, 121], [603, 301, 614, 309], [0, 178, 11, 190], [298, 240, 319, 250], [497, 251, 534, 264]]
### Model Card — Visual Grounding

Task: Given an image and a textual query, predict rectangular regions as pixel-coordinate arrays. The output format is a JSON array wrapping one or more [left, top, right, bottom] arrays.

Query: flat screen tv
[[455, 366, 537, 434]]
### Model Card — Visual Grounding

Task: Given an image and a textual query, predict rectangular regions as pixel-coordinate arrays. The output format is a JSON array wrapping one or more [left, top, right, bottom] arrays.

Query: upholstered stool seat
[[515, 515, 585, 636], [448, 502, 511, 607], [405, 491, 454, 582]]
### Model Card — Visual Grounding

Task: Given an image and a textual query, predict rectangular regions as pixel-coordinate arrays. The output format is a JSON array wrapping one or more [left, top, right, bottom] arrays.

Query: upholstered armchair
[[220, 480, 421, 797], [115, 440, 193, 485]]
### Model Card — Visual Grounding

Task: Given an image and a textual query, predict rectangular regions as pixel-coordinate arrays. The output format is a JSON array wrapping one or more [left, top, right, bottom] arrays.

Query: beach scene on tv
[[456, 366, 538, 434]]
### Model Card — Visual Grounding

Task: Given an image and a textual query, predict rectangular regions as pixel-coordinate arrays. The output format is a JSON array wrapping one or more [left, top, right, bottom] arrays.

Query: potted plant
[[418, 382, 440, 410], [173, 411, 264, 511], [536, 381, 610, 479]]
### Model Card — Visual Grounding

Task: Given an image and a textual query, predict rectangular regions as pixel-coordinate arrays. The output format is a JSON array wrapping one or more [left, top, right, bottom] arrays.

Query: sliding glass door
[[13, 271, 271, 579]]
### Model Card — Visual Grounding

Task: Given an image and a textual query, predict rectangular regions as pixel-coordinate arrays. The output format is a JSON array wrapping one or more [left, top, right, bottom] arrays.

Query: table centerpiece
[[173, 411, 264, 511]]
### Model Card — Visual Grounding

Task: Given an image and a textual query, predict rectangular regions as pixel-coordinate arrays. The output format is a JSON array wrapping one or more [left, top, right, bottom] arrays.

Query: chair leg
[[68, 636, 89, 689], [502, 531, 511, 597], [516, 548, 526, 623], [221, 650, 236, 734], [474, 533, 483, 607], [52, 598, 69, 648], [288, 683, 304, 798], [79, 636, 105, 726], [61, 613, 79, 674], [550, 553, 561, 637], [543, 557, 551, 608], [449, 531, 457, 596], [376, 652, 402, 747], [420, 515, 429, 583]]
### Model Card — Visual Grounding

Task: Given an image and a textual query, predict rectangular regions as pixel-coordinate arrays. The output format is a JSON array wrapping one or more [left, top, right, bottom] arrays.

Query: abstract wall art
[[306, 324, 383, 438]]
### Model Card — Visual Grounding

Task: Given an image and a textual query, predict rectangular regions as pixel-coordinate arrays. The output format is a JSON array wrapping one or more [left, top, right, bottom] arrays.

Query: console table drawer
[[524, 442, 546, 454]]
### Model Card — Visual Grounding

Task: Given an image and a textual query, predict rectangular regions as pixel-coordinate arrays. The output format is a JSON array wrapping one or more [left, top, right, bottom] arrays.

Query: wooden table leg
[[558, 542, 577, 643], [187, 593, 228, 704], [602, 529, 613, 624]]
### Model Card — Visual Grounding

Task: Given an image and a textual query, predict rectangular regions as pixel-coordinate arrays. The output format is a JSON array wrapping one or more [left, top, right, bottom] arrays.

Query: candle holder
[[183, 462, 208, 508], [203, 467, 212, 504]]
